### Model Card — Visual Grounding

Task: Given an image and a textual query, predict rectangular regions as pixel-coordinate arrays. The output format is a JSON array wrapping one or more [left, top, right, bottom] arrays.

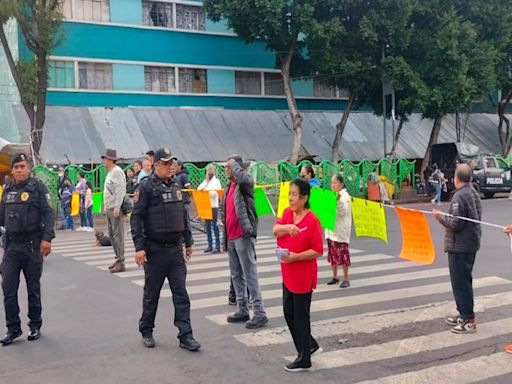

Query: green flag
[[309, 188, 337, 230], [92, 192, 103, 215], [254, 187, 274, 217]]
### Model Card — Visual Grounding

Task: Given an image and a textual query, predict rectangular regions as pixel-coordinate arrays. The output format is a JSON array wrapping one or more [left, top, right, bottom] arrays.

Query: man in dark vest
[[130, 147, 200, 351], [0, 153, 55, 345]]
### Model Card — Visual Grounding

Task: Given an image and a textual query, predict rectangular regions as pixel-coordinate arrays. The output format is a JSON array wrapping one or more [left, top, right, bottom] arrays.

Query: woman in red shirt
[[273, 178, 324, 372]]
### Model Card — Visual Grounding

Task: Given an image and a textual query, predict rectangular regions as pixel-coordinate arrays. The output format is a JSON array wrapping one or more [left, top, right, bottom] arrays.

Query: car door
[[483, 157, 504, 187], [497, 157, 512, 189]]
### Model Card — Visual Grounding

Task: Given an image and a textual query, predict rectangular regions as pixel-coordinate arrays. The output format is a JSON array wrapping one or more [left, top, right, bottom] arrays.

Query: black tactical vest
[[3, 178, 42, 234], [145, 178, 185, 243]]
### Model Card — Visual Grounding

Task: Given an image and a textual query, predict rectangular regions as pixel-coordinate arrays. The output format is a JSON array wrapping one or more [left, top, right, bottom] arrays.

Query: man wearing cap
[[102, 149, 127, 273], [130, 147, 200, 351], [0, 153, 55, 345], [223, 155, 268, 329]]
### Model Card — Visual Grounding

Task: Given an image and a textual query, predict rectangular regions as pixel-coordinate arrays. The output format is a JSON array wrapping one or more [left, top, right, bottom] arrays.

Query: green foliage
[[16, 59, 38, 105]]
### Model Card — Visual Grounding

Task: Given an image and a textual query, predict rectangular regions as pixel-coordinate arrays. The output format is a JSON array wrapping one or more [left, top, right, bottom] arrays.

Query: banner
[[351, 197, 387, 243], [254, 187, 274, 217], [309, 188, 337, 230], [395, 207, 435, 264], [191, 190, 213, 220], [71, 192, 80, 216], [92, 192, 103, 215], [277, 182, 290, 218]]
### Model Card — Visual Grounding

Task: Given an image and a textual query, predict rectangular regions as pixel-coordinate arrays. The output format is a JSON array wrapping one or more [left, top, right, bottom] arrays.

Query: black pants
[[448, 252, 476, 320], [1, 240, 43, 333], [139, 242, 192, 340], [283, 284, 318, 365]]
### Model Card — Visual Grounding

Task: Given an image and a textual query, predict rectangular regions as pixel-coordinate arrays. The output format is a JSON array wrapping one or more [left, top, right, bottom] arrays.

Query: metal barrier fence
[[33, 158, 416, 208]]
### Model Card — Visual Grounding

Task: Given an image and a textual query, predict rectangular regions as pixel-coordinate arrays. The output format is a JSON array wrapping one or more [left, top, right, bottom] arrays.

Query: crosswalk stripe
[[234, 291, 512, 347], [121, 257, 415, 280], [165, 266, 448, 305], [355, 352, 511, 384], [297, 312, 512, 370], [95, 252, 390, 273], [130, 252, 373, 290], [206, 276, 511, 325]]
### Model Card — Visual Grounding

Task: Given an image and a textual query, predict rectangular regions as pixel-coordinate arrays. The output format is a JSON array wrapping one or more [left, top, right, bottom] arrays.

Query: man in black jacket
[[222, 155, 268, 329], [433, 163, 481, 334]]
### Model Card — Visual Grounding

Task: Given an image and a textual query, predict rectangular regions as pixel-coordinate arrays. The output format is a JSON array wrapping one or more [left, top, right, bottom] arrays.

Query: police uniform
[[130, 148, 200, 351], [0, 154, 55, 345]]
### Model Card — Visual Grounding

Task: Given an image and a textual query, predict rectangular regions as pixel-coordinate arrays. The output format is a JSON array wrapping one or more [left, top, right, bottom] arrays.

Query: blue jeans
[[448, 252, 476, 320], [85, 206, 94, 228], [63, 206, 74, 230], [433, 182, 442, 203], [205, 208, 220, 251], [228, 236, 266, 317]]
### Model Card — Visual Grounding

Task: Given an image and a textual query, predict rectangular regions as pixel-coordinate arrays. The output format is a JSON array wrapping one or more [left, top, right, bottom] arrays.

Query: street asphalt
[[0, 197, 511, 384]]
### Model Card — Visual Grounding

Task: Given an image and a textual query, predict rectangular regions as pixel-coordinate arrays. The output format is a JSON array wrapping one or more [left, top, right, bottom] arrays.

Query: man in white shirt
[[197, 166, 222, 253], [102, 149, 127, 273]]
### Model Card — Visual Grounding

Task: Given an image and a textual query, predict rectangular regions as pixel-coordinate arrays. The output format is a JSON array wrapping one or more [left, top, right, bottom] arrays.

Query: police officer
[[0, 153, 55, 346], [130, 147, 200, 351]]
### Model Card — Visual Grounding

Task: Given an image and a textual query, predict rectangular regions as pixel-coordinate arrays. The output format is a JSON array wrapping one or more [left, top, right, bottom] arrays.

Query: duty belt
[[7, 231, 41, 243], [147, 238, 182, 248]]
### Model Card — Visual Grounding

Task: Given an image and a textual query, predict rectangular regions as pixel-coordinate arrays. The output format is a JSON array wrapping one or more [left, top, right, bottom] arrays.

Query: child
[[325, 174, 352, 288], [84, 180, 94, 231]]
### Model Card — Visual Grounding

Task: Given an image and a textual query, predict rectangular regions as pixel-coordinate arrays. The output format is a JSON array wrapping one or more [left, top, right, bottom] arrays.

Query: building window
[[264, 73, 285, 96], [142, 1, 173, 28], [48, 61, 75, 89], [314, 79, 337, 98], [179, 68, 207, 93], [176, 4, 205, 31], [74, 0, 110, 22], [235, 71, 261, 95], [145, 66, 176, 92], [78, 62, 113, 90]]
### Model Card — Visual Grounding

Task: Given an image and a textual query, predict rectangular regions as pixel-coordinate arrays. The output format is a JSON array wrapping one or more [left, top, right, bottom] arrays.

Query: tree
[[404, 1, 497, 173], [308, 0, 416, 163], [204, 0, 342, 164], [456, 0, 512, 156], [0, 0, 62, 162]]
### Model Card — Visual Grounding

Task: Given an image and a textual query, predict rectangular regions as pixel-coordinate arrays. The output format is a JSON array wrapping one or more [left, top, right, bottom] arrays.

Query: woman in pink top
[[84, 181, 94, 230], [273, 178, 324, 372]]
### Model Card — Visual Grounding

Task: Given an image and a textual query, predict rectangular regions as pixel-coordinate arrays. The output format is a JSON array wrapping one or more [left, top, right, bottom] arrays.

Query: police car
[[430, 143, 512, 199]]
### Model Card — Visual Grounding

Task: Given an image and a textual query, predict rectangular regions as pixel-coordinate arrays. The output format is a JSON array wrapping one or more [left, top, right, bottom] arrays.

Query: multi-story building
[[40, 0, 344, 110]]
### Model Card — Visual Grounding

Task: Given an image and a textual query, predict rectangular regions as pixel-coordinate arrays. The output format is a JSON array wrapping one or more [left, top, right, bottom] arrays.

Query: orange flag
[[395, 207, 436, 265], [192, 190, 213, 220], [71, 192, 80, 216]]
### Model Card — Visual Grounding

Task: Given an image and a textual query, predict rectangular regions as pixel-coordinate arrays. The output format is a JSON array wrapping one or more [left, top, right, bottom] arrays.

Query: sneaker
[[245, 315, 269, 329], [142, 334, 155, 348], [227, 312, 250, 323], [27, 329, 40, 341], [0, 330, 22, 346], [203, 248, 213, 253], [311, 345, 323, 356], [326, 278, 339, 285], [450, 318, 476, 334], [339, 280, 350, 288], [431, 199, 436, 204], [110, 262, 126, 273], [179, 335, 201, 351], [445, 315, 463, 326], [212, 249, 221, 254], [504, 344, 512, 354], [284, 361, 311, 372]]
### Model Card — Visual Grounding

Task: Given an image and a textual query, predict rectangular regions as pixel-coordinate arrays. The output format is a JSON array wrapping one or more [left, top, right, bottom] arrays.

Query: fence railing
[[33, 158, 416, 208]]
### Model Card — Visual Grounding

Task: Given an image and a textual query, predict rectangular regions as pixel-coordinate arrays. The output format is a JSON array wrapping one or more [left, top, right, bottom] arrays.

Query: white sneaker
[[87, 227, 95, 232], [76, 227, 83, 232]]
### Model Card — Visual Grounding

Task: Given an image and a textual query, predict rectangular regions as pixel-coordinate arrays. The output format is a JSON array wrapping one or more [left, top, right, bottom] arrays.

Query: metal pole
[[382, 44, 387, 158], [391, 86, 396, 156]]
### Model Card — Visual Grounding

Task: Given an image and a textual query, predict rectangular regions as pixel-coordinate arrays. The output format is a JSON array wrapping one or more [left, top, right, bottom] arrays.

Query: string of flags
[[80, 182, 507, 265]]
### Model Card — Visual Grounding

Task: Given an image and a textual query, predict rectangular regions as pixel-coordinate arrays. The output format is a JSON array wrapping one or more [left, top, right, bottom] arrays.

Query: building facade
[[37, 0, 345, 110]]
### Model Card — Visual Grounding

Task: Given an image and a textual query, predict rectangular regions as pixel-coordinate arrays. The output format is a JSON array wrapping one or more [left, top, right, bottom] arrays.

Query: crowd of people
[[0, 149, 510, 374]]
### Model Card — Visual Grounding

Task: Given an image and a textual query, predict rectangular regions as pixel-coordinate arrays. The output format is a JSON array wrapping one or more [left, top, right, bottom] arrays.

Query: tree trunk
[[498, 92, 512, 156], [0, 24, 35, 125], [420, 116, 443, 175], [331, 92, 356, 163], [32, 52, 49, 163], [281, 39, 302, 165], [390, 116, 406, 161]]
